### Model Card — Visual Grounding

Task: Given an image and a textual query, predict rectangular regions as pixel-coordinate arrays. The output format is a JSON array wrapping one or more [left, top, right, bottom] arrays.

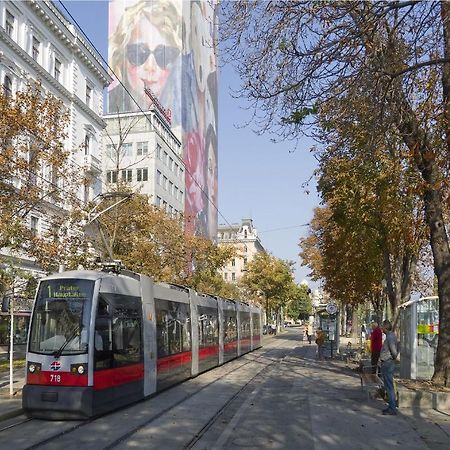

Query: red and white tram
[[22, 269, 263, 419]]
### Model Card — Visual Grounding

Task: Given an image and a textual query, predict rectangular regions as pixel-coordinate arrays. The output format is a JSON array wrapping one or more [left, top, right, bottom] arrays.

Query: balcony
[[83, 154, 102, 174]]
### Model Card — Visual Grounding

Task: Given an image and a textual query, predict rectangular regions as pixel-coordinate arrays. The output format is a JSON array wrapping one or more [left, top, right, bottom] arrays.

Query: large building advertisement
[[108, 0, 218, 240]]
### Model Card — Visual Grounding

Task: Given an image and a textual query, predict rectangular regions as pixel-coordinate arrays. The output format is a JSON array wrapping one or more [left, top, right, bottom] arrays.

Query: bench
[[360, 371, 383, 400]]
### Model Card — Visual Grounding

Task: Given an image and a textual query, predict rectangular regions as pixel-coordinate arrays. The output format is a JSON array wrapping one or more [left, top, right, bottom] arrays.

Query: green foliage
[[240, 252, 296, 313], [286, 284, 312, 319], [281, 106, 317, 125]]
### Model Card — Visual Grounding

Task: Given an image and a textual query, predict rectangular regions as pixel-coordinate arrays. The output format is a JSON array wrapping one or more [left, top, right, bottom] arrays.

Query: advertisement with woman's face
[[108, 0, 182, 126], [182, 0, 218, 240], [108, 0, 218, 240]]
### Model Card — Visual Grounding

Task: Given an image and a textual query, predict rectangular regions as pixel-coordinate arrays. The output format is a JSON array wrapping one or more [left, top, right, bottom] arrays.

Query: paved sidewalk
[[1, 331, 450, 450], [0, 367, 25, 420]]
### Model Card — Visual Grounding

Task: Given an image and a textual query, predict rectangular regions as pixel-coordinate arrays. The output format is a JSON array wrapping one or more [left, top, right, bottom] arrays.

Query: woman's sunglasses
[[126, 43, 180, 69]]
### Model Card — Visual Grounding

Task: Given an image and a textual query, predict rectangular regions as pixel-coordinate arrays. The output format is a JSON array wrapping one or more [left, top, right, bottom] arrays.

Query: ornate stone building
[[217, 218, 265, 283]]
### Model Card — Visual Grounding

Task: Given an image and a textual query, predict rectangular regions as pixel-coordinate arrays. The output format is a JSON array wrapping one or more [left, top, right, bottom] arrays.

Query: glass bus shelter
[[399, 296, 438, 380]]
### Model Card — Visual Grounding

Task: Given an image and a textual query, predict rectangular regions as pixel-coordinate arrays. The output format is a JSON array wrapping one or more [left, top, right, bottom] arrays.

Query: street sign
[[326, 303, 337, 315]]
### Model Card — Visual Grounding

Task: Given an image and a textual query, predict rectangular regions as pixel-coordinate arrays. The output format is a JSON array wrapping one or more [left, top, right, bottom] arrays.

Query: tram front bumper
[[22, 384, 93, 420]]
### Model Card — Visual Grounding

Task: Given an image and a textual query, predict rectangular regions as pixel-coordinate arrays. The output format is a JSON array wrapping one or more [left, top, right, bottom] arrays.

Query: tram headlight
[[71, 363, 87, 375], [27, 362, 41, 373]]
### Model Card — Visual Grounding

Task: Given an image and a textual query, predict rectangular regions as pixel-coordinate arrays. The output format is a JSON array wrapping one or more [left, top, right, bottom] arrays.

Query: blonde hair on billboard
[[110, 0, 182, 81]]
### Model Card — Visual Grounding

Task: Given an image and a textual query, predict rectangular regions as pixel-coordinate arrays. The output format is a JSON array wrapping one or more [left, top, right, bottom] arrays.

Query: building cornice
[[0, 30, 106, 129], [28, 0, 112, 86]]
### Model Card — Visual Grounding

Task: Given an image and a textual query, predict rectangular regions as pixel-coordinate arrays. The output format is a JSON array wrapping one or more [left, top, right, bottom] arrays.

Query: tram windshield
[[29, 279, 94, 355]]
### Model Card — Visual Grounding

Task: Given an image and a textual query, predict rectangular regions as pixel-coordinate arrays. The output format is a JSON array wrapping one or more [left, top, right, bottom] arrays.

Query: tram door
[[141, 275, 157, 396]]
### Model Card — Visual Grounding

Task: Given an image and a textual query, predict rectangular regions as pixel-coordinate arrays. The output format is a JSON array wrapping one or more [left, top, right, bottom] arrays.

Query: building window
[[5, 10, 14, 37], [86, 83, 92, 106], [231, 259, 235, 267], [156, 170, 162, 185], [156, 196, 161, 207], [121, 169, 132, 182], [32, 36, 40, 61], [137, 141, 148, 156], [163, 151, 168, 165], [54, 57, 61, 82], [3, 76, 12, 97], [121, 142, 132, 156], [243, 257, 248, 266], [224, 273, 228, 280], [137, 168, 148, 182], [169, 181, 173, 195], [30, 216, 39, 236], [169, 157, 174, 171], [163, 176, 168, 190], [231, 273, 236, 281], [105, 144, 114, 158], [156, 144, 162, 159], [84, 134, 90, 155], [174, 163, 179, 176], [107, 170, 118, 183], [244, 229, 248, 239]]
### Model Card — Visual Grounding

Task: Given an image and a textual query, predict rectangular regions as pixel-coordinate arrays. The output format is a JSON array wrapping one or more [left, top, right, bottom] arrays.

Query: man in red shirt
[[370, 322, 383, 374]]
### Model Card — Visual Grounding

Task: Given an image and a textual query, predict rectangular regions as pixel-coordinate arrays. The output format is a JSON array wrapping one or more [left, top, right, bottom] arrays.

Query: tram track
[[0, 417, 33, 434], [0, 336, 291, 450]]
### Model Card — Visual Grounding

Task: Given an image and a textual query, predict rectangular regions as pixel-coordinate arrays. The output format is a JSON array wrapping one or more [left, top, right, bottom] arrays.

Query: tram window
[[112, 317, 142, 367], [94, 297, 113, 370], [240, 312, 251, 338], [224, 313, 237, 343], [155, 299, 191, 357], [95, 293, 143, 368], [198, 306, 218, 348], [252, 313, 261, 334]]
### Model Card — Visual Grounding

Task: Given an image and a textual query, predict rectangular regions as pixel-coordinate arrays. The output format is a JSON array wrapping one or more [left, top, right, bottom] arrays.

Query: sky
[[58, 0, 321, 287]]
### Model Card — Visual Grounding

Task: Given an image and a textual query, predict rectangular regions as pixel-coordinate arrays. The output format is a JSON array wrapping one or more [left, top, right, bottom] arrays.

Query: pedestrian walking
[[380, 319, 399, 416], [370, 321, 382, 374], [304, 323, 313, 344], [315, 327, 325, 360], [307, 323, 313, 344]]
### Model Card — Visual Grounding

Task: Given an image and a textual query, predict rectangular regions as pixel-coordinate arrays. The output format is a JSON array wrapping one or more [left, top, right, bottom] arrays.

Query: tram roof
[[43, 270, 134, 281]]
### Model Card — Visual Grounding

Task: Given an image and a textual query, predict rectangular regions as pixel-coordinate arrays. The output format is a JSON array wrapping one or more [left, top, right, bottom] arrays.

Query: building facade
[[0, 0, 110, 343], [217, 219, 265, 283], [103, 109, 184, 216], [107, 0, 218, 240], [1, 0, 110, 238]]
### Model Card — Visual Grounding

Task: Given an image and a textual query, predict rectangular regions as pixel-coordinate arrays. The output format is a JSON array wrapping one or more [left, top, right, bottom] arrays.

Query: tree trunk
[[432, 1, 450, 386], [392, 51, 450, 386]]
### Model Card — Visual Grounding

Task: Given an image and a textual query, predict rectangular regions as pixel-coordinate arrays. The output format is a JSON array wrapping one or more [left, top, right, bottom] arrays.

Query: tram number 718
[[50, 374, 61, 383]]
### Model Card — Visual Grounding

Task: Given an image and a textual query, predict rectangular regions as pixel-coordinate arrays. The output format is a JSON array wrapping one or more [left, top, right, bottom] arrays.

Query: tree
[[285, 283, 312, 321], [90, 191, 237, 295], [0, 82, 78, 249], [240, 252, 295, 325], [221, 1, 450, 385], [0, 81, 90, 275]]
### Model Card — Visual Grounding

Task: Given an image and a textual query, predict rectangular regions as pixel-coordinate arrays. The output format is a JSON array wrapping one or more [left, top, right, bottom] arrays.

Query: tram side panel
[[251, 305, 263, 350], [140, 274, 157, 397], [222, 299, 238, 363], [192, 293, 219, 374], [238, 302, 252, 355], [154, 284, 192, 391], [91, 275, 145, 416]]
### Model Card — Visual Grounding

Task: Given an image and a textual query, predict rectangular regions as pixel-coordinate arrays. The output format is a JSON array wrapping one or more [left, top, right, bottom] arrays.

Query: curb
[[398, 386, 450, 410]]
